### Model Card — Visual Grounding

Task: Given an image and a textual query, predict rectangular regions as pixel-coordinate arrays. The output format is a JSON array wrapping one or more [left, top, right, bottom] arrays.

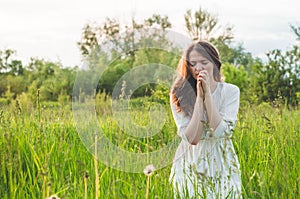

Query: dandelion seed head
[[143, 164, 155, 176], [47, 194, 60, 199]]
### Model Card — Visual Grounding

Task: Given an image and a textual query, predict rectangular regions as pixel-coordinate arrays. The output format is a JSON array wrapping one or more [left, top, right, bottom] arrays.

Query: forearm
[[204, 93, 222, 130], [183, 97, 204, 145]]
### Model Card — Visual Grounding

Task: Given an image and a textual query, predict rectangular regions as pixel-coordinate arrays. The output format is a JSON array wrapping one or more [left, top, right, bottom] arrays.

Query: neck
[[210, 80, 218, 93]]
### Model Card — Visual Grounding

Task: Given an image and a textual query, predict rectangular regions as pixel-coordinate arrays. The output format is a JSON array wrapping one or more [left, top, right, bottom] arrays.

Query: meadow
[[0, 95, 299, 199]]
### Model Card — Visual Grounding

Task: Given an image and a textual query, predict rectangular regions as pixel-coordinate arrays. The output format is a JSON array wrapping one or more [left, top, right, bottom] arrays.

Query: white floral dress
[[169, 82, 243, 199]]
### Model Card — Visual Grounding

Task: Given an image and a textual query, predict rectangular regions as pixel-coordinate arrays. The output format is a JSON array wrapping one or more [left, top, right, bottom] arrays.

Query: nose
[[194, 63, 203, 71]]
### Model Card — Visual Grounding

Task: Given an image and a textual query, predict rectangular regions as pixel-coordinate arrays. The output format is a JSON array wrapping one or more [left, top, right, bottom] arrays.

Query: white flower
[[143, 164, 155, 176], [47, 195, 60, 199]]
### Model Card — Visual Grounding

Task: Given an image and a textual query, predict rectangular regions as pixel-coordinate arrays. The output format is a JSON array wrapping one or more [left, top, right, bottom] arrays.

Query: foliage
[[150, 82, 170, 104], [0, 55, 77, 105], [0, 11, 299, 109], [290, 24, 300, 41], [0, 98, 10, 106], [215, 41, 260, 74], [0, 49, 24, 75], [251, 46, 300, 106], [77, 14, 172, 59], [184, 7, 233, 42], [0, 10, 300, 199], [222, 63, 250, 94], [0, 99, 299, 198], [75, 14, 177, 98]]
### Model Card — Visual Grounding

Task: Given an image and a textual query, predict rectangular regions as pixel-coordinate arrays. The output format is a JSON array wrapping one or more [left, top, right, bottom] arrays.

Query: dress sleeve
[[213, 84, 240, 138], [170, 95, 191, 142]]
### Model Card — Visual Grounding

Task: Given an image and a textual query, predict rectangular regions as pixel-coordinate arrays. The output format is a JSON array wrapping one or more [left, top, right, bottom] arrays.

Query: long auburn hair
[[171, 41, 222, 116]]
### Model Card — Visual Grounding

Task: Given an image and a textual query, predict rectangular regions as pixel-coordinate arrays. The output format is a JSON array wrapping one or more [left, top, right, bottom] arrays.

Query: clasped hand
[[196, 70, 210, 100]]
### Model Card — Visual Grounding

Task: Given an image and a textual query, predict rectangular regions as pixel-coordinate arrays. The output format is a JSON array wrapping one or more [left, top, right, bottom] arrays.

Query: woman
[[169, 41, 243, 198]]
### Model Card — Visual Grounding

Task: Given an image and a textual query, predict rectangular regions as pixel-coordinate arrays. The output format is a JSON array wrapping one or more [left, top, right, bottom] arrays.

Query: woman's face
[[187, 50, 216, 81]]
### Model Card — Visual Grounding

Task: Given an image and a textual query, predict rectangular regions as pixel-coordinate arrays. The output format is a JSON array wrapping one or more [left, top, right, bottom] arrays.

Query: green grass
[[0, 100, 299, 198]]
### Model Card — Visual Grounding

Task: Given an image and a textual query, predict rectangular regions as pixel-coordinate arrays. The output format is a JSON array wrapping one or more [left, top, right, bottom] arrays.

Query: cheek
[[209, 64, 215, 72], [206, 65, 215, 77], [191, 70, 197, 77], [190, 69, 198, 78], [188, 67, 195, 74]]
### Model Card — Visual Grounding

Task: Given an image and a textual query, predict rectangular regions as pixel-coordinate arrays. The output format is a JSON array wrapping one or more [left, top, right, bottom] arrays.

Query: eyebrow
[[188, 54, 208, 60], [189, 58, 208, 62]]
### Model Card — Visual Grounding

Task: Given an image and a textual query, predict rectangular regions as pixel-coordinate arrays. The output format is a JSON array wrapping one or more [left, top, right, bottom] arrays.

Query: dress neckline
[[212, 82, 220, 96]]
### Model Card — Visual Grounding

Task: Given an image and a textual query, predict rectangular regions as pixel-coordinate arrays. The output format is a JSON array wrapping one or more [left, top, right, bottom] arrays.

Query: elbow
[[184, 131, 201, 145], [190, 138, 199, 145], [181, 129, 201, 145]]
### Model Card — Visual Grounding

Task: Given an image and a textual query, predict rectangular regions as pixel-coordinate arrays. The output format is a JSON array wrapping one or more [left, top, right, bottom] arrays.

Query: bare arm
[[184, 92, 222, 145], [182, 73, 207, 145], [183, 96, 205, 145], [204, 92, 222, 131], [185, 69, 221, 145], [171, 83, 240, 144]]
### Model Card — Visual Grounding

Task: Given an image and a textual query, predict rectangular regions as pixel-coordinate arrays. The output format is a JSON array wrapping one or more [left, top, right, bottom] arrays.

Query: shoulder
[[219, 82, 240, 94], [218, 82, 240, 101]]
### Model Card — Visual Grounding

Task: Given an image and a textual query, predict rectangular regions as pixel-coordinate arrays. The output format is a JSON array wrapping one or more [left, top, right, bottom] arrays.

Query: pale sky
[[0, 0, 299, 67]]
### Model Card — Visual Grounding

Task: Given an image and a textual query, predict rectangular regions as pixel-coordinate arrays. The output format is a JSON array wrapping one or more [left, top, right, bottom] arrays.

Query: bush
[[222, 63, 249, 93], [0, 98, 9, 106]]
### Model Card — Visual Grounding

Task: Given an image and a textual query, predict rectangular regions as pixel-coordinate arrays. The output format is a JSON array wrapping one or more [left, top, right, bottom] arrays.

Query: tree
[[77, 14, 172, 59], [251, 46, 300, 106], [291, 25, 300, 41], [77, 14, 173, 96], [0, 49, 26, 97], [77, 19, 120, 57], [24, 58, 77, 101], [0, 49, 24, 75], [184, 7, 233, 43], [222, 63, 249, 93], [0, 49, 15, 73]]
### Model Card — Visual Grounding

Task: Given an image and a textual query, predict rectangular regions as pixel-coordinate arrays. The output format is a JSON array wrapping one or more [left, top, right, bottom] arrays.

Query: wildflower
[[47, 194, 60, 199], [201, 120, 214, 138], [144, 164, 155, 199], [144, 164, 155, 176]]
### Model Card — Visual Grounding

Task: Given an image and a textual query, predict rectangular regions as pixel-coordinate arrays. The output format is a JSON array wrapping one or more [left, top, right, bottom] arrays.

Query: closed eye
[[188, 61, 197, 67], [188, 60, 209, 67]]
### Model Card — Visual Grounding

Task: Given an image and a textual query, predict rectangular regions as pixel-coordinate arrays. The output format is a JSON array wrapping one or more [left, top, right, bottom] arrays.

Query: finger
[[200, 70, 208, 75], [197, 77, 206, 83], [198, 78, 208, 89], [197, 76, 202, 82], [199, 79, 207, 87], [198, 74, 207, 82], [199, 70, 207, 77], [197, 80, 203, 89]]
